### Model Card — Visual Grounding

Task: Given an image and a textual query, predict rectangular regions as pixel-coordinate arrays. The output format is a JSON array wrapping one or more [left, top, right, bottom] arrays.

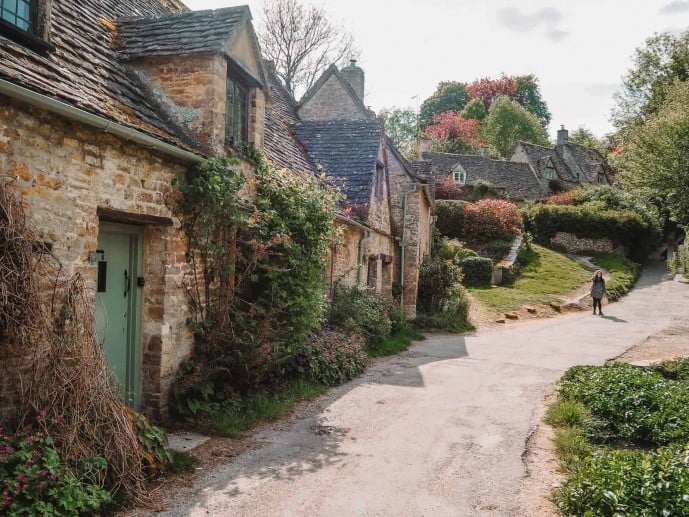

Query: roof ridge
[[117, 5, 250, 23]]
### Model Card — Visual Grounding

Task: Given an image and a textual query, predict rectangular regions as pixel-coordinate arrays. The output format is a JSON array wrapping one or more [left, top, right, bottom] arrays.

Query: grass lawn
[[467, 244, 591, 313]]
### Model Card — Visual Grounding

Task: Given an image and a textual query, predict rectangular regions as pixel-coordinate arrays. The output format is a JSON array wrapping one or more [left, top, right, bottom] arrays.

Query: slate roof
[[292, 120, 383, 206], [263, 64, 318, 174], [117, 7, 249, 61], [420, 151, 547, 200], [516, 142, 577, 184], [562, 143, 613, 183], [0, 0, 200, 151]]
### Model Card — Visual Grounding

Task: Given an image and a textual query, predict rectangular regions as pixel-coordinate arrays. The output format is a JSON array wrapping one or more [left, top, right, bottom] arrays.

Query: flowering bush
[[0, 415, 111, 515], [545, 190, 577, 205], [463, 199, 521, 242], [294, 327, 368, 386], [434, 176, 464, 200]]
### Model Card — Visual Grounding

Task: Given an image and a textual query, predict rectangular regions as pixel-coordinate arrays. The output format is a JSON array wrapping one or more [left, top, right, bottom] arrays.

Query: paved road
[[159, 263, 689, 516]]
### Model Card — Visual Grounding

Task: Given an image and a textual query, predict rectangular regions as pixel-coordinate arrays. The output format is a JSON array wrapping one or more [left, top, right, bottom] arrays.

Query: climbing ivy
[[172, 155, 340, 396]]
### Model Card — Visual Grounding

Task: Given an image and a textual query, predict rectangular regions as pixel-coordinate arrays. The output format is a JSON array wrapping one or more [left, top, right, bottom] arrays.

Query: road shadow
[[600, 315, 628, 323]]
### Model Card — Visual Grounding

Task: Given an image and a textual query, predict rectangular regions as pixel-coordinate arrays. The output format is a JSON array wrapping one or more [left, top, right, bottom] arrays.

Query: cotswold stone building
[[266, 62, 433, 315], [0, 0, 269, 420]]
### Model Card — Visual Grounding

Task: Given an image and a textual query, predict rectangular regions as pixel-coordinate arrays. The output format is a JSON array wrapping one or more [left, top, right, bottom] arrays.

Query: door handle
[[124, 269, 130, 298]]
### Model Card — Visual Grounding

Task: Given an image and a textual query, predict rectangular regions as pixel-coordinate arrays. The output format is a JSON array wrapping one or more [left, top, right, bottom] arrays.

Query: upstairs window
[[453, 169, 466, 185], [1, 0, 31, 31], [225, 77, 248, 146], [597, 172, 606, 184], [543, 166, 555, 180]]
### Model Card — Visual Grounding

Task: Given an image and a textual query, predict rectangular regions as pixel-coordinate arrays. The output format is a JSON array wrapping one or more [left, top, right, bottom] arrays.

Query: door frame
[[96, 221, 144, 408]]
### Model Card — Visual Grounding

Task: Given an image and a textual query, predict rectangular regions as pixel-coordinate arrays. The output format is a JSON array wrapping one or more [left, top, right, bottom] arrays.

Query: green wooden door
[[95, 224, 142, 408]]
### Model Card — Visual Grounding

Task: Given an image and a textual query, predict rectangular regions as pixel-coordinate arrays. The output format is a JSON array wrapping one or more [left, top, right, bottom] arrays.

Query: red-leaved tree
[[463, 199, 522, 242], [422, 111, 484, 153], [466, 75, 519, 111]]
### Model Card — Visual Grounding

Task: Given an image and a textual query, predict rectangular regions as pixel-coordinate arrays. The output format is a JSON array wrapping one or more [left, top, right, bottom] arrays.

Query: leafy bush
[[545, 190, 577, 205], [414, 285, 472, 333], [591, 253, 640, 301], [652, 357, 689, 381], [435, 200, 468, 238], [466, 179, 508, 201], [559, 363, 689, 445], [416, 256, 462, 314], [555, 444, 689, 517], [293, 327, 368, 386], [328, 286, 392, 352], [516, 232, 535, 266], [463, 199, 521, 242], [0, 419, 111, 515], [437, 238, 477, 263], [459, 256, 493, 286], [474, 238, 513, 262]]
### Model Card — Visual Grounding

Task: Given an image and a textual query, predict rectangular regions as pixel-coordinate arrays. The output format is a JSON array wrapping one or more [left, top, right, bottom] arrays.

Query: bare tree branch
[[258, 0, 359, 101]]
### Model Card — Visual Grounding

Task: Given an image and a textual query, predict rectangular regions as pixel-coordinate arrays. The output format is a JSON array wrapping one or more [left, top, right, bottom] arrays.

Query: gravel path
[[132, 263, 689, 516]]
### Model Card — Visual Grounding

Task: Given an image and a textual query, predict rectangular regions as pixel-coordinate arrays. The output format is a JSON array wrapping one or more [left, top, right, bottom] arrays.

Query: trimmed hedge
[[464, 199, 521, 242], [522, 204, 658, 262], [459, 256, 493, 286], [435, 200, 468, 239]]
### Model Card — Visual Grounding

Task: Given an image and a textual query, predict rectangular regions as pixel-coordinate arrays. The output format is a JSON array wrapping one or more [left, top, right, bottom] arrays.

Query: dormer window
[[543, 167, 555, 180], [453, 169, 466, 185], [1, 0, 31, 30], [597, 172, 606, 184], [225, 77, 248, 146], [0, 0, 53, 52]]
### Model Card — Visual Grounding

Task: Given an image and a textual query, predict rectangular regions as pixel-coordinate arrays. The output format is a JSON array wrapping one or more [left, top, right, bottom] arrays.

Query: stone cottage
[[264, 61, 433, 315], [0, 0, 270, 420], [511, 126, 614, 189]]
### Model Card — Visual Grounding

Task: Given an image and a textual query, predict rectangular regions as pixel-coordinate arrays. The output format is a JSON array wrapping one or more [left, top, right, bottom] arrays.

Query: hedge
[[459, 256, 493, 286], [435, 200, 468, 239]]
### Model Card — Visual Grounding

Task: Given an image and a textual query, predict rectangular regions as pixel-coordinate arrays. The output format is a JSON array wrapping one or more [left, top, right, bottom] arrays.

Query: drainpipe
[[399, 183, 421, 308], [0, 79, 204, 164]]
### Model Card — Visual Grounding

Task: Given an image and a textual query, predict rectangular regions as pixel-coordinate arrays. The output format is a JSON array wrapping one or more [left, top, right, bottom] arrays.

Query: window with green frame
[[1, 0, 32, 31], [597, 172, 606, 184], [225, 77, 248, 146]]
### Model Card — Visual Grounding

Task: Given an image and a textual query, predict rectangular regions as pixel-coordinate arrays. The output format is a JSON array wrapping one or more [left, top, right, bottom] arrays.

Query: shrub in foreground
[[459, 256, 493, 286], [328, 285, 392, 351]]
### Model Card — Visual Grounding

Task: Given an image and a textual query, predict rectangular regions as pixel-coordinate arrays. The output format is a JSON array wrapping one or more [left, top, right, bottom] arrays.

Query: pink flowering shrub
[[294, 327, 368, 386], [0, 414, 111, 514], [463, 199, 522, 242]]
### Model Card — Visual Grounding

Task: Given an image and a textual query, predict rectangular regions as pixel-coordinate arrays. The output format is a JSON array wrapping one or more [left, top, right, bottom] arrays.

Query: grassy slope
[[468, 244, 591, 313]]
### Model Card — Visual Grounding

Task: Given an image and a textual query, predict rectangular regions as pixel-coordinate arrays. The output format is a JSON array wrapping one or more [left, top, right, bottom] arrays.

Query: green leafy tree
[[419, 81, 468, 129], [379, 106, 418, 156], [618, 80, 689, 228], [569, 126, 607, 151], [482, 95, 550, 158], [514, 74, 552, 127], [460, 98, 486, 121], [612, 30, 689, 129]]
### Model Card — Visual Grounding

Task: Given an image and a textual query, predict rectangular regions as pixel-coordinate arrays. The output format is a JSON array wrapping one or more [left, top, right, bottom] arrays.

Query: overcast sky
[[185, 0, 689, 141]]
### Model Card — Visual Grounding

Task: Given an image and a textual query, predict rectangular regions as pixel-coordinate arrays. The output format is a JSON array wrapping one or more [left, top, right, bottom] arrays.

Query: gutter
[[0, 79, 204, 164]]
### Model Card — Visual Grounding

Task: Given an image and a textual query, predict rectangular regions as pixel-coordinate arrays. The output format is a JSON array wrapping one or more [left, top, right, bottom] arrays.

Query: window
[[225, 77, 248, 146], [453, 169, 466, 184], [597, 172, 606, 184], [1, 0, 31, 31]]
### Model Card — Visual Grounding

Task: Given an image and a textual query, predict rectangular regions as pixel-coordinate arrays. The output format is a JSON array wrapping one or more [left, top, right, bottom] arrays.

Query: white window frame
[[452, 169, 466, 185]]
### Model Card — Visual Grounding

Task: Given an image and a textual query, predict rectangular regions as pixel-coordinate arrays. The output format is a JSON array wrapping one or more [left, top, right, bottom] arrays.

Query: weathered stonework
[[552, 232, 617, 255], [298, 74, 369, 121], [0, 96, 200, 422]]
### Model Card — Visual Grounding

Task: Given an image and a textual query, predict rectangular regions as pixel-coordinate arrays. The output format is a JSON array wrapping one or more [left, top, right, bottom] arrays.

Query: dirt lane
[[145, 264, 688, 516]]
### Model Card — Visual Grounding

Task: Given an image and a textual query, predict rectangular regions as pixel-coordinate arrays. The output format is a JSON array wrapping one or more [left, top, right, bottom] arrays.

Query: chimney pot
[[341, 60, 365, 101], [557, 125, 569, 146]]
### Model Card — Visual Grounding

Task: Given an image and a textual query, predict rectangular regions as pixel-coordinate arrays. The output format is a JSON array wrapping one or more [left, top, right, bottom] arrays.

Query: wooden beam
[[97, 206, 173, 227]]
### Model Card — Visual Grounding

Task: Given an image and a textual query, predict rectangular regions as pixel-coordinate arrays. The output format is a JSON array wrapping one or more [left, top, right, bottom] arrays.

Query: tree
[[460, 98, 486, 121], [618, 80, 689, 228], [482, 95, 550, 158], [379, 106, 418, 157], [422, 111, 483, 154], [514, 75, 552, 127], [612, 30, 689, 129], [259, 0, 358, 101], [466, 75, 518, 111], [419, 81, 468, 129]]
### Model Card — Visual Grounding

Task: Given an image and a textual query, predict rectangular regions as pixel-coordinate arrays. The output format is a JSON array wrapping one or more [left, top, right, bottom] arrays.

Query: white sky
[[185, 0, 689, 140]]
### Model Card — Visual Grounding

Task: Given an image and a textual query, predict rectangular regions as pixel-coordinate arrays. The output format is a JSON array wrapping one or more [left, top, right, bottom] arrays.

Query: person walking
[[591, 269, 606, 316]]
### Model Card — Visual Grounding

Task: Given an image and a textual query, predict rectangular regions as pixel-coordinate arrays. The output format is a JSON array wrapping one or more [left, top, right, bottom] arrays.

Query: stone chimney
[[418, 137, 432, 155], [341, 59, 364, 101], [557, 125, 569, 146], [480, 146, 489, 158]]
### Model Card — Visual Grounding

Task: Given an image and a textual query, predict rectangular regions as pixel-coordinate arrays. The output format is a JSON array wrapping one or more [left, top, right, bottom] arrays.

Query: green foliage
[[591, 253, 640, 301], [618, 80, 689, 228], [133, 413, 172, 477], [458, 256, 493, 286], [515, 232, 534, 266], [545, 399, 591, 428], [559, 363, 689, 445], [522, 203, 659, 262], [569, 126, 606, 152], [370, 329, 425, 358], [513, 74, 552, 127], [416, 256, 462, 314], [414, 286, 472, 333], [555, 444, 689, 517], [459, 98, 486, 121], [328, 286, 392, 352], [466, 180, 508, 201], [652, 358, 689, 381], [435, 200, 468, 238], [437, 238, 477, 263], [166, 451, 199, 475], [379, 106, 418, 155], [463, 199, 522, 242], [482, 95, 550, 158], [292, 327, 368, 386], [419, 81, 468, 128], [0, 420, 111, 515], [668, 240, 689, 277], [551, 427, 593, 469], [172, 155, 340, 398]]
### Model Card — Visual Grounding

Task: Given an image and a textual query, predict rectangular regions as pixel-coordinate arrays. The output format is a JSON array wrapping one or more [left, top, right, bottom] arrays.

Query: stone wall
[[0, 96, 202, 421], [298, 74, 367, 121], [551, 232, 616, 255]]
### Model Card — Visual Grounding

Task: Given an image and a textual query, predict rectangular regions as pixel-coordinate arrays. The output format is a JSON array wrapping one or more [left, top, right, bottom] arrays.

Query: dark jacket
[[591, 276, 606, 299]]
